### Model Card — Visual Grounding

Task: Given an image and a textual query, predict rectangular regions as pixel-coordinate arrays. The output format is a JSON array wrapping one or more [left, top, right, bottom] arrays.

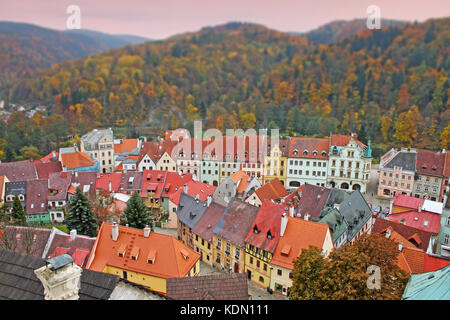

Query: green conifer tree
[[11, 195, 26, 226], [120, 192, 152, 229], [65, 188, 97, 237]]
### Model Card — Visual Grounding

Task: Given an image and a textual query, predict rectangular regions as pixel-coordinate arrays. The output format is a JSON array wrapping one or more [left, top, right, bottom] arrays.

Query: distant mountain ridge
[[292, 18, 409, 44], [0, 21, 151, 84]]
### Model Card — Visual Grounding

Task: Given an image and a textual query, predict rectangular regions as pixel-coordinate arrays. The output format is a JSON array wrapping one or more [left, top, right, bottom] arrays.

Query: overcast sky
[[0, 0, 449, 39]]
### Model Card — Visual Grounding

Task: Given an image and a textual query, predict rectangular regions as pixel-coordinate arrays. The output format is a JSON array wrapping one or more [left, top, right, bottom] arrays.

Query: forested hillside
[[0, 22, 151, 85], [296, 18, 408, 44], [1, 18, 449, 162]]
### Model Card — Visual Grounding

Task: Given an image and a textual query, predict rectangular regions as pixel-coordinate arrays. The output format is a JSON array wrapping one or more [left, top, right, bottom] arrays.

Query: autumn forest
[[0, 18, 449, 162]]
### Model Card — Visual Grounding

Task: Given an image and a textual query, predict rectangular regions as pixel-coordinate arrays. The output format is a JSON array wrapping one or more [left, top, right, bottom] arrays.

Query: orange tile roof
[[169, 180, 216, 205], [61, 152, 94, 169], [271, 216, 330, 270], [231, 170, 252, 194], [254, 178, 288, 202], [114, 139, 139, 154], [288, 137, 329, 159], [398, 246, 426, 274], [87, 222, 200, 280]]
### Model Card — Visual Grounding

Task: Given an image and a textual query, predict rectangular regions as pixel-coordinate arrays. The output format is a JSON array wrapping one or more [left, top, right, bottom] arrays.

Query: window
[[444, 234, 449, 245], [277, 269, 282, 276]]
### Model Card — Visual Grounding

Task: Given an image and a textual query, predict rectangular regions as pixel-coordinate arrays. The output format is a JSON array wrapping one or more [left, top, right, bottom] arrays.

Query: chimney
[[195, 193, 199, 201], [112, 223, 119, 241], [75, 171, 78, 178], [144, 225, 151, 238], [70, 229, 77, 241], [207, 195, 212, 207], [304, 213, 310, 221], [184, 184, 188, 194], [289, 205, 295, 217], [34, 254, 82, 300], [398, 242, 403, 251], [109, 180, 112, 193], [280, 213, 288, 237], [385, 229, 391, 239]]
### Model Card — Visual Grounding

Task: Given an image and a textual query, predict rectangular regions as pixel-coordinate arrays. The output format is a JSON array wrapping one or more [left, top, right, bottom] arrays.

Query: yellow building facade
[[264, 144, 287, 186]]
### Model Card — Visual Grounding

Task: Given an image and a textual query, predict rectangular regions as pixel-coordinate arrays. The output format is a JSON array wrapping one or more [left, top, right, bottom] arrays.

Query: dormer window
[[293, 149, 298, 155], [180, 249, 189, 260], [322, 150, 327, 156], [303, 150, 308, 156], [254, 225, 259, 234], [313, 150, 318, 156], [117, 244, 127, 257], [147, 249, 156, 264], [267, 230, 273, 240], [130, 247, 140, 260]]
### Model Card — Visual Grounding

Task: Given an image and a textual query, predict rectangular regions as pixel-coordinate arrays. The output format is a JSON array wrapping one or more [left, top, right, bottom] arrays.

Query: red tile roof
[[96, 173, 123, 195], [254, 178, 288, 203], [372, 218, 433, 252], [245, 201, 287, 253], [0, 160, 37, 182], [25, 180, 48, 214], [34, 160, 62, 180], [70, 171, 97, 200], [271, 216, 330, 270], [330, 134, 367, 150], [39, 151, 58, 163], [48, 171, 72, 201], [393, 194, 425, 211], [415, 149, 445, 176], [169, 180, 215, 205], [388, 210, 441, 234], [444, 151, 450, 177], [87, 223, 200, 281], [140, 170, 193, 199], [288, 137, 329, 159], [423, 254, 450, 273]]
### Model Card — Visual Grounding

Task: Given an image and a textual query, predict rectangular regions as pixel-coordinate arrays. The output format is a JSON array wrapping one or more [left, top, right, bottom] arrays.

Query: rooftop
[[166, 273, 249, 300], [87, 223, 200, 280]]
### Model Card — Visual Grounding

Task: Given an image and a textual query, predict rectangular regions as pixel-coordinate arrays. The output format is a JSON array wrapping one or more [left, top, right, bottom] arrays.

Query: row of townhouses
[[74, 128, 374, 194]]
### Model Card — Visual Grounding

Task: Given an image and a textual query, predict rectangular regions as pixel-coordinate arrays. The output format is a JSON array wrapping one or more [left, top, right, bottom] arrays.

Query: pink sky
[[0, 0, 449, 39]]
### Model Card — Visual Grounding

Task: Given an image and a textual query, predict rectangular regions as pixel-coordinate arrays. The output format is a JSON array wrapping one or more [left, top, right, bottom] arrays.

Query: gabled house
[[264, 139, 289, 186], [414, 149, 446, 201], [47, 171, 72, 222], [244, 201, 287, 288], [176, 193, 209, 249], [86, 223, 200, 295], [25, 180, 50, 224], [119, 171, 143, 195], [212, 170, 261, 207], [96, 173, 123, 196], [327, 133, 372, 192], [269, 216, 333, 296], [80, 128, 115, 173], [191, 201, 227, 266], [245, 178, 288, 207], [212, 199, 259, 274], [378, 148, 417, 198], [168, 180, 215, 229]]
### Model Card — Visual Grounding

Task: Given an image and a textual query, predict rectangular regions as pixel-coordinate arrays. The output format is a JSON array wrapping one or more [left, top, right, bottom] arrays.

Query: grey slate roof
[[166, 273, 249, 300], [0, 248, 120, 300], [337, 190, 372, 241], [383, 151, 417, 172], [81, 128, 113, 145], [213, 199, 259, 247], [176, 192, 208, 229]]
